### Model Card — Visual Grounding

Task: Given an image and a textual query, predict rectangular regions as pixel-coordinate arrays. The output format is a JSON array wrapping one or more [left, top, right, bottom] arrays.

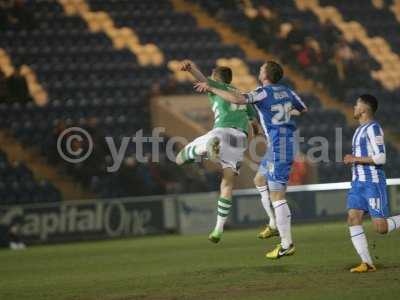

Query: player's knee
[[373, 221, 388, 234], [253, 173, 265, 187], [220, 183, 232, 195], [376, 227, 388, 234], [221, 176, 234, 190], [220, 172, 234, 192], [375, 226, 388, 235], [220, 180, 233, 199], [270, 191, 285, 202], [347, 216, 357, 226], [347, 214, 362, 226], [253, 176, 260, 186]]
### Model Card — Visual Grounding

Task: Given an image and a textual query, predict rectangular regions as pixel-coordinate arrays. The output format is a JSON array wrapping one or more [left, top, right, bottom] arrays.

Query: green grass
[[0, 222, 399, 300]]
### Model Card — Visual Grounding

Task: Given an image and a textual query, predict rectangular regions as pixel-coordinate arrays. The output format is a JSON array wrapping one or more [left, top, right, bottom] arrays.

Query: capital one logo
[[0, 203, 154, 240], [0, 207, 23, 225]]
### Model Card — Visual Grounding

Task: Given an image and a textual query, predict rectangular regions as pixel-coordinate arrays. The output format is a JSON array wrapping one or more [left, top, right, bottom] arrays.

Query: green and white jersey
[[207, 78, 256, 133]]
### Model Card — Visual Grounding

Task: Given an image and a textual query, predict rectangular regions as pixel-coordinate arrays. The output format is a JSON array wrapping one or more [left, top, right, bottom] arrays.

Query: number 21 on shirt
[[271, 102, 292, 125]]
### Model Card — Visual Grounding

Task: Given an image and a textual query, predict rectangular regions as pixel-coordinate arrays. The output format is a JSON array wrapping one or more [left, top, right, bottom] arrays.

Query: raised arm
[[181, 60, 208, 82], [194, 81, 247, 104]]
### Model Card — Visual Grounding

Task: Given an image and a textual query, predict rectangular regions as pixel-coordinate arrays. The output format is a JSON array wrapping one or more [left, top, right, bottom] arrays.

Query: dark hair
[[359, 94, 378, 114], [265, 61, 283, 83], [214, 66, 232, 84]]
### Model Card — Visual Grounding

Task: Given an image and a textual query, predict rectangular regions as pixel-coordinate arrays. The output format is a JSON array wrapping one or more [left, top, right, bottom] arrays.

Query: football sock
[[256, 185, 276, 229], [214, 197, 232, 233], [180, 145, 205, 163], [387, 215, 400, 233], [194, 143, 207, 155], [273, 199, 292, 249], [349, 225, 373, 265]]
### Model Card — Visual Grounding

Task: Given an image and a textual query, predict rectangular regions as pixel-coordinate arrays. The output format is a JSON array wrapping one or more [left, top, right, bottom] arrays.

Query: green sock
[[179, 145, 197, 164], [215, 197, 232, 232]]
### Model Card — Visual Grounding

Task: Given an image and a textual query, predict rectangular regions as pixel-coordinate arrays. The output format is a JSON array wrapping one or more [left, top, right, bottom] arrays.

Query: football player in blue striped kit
[[344, 94, 400, 273], [194, 61, 307, 259]]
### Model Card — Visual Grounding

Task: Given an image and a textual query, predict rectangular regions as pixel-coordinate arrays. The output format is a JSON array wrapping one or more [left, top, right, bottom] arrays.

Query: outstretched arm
[[181, 60, 208, 82], [194, 81, 246, 104]]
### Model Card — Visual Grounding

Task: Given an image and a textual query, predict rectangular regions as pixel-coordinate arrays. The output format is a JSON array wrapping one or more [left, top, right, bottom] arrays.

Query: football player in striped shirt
[[344, 94, 400, 273], [195, 61, 307, 259]]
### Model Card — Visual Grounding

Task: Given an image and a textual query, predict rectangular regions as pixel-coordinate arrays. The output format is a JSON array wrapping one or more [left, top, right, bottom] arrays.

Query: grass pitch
[[0, 221, 399, 300]]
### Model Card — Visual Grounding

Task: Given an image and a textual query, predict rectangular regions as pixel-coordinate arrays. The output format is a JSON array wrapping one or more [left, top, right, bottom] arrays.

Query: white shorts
[[186, 127, 247, 173]]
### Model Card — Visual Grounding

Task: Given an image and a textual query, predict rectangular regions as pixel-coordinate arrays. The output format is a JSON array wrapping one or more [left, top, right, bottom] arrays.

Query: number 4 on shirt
[[368, 198, 381, 211]]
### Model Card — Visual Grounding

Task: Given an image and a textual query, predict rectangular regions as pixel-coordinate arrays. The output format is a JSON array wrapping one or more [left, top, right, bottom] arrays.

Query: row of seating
[[321, 0, 400, 53], [0, 150, 61, 204], [189, 0, 400, 179], [1, 0, 399, 205], [86, 0, 259, 92], [0, 0, 224, 201]]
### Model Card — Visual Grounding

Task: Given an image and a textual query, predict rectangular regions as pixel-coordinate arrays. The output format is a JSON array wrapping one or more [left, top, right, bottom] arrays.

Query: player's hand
[[289, 109, 301, 116], [180, 60, 193, 72], [194, 82, 210, 93], [251, 120, 262, 136], [343, 154, 355, 164]]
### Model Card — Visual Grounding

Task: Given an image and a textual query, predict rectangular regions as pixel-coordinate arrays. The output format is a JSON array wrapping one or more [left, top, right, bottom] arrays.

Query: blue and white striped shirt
[[244, 84, 307, 163], [352, 121, 386, 183]]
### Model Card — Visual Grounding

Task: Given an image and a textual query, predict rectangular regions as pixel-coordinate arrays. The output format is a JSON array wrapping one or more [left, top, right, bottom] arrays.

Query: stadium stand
[[320, 0, 400, 53], [187, 0, 400, 129], [1, 0, 399, 203], [0, 0, 221, 200], [186, 0, 400, 175], [0, 149, 61, 204], [63, 0, 381, 182], [189, 0, 380, 97]]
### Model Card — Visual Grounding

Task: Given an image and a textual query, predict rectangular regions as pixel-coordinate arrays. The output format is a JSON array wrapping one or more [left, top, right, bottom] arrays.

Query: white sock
[[387, 215, 400, 233], [215, 217, 225, 232], [256, 185, 276, 229], [214, 198, 232, 233], [194, 143, 207, 156], [349, 225, 373, 265], [273, 199, 292, 249]]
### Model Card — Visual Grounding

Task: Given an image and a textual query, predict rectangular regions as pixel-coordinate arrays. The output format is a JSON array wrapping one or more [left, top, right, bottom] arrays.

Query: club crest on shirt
[[374, 135, 384, 145]]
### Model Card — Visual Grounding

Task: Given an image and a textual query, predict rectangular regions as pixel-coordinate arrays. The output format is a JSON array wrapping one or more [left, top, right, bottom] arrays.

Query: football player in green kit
[[176, 60, 258, 243]]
